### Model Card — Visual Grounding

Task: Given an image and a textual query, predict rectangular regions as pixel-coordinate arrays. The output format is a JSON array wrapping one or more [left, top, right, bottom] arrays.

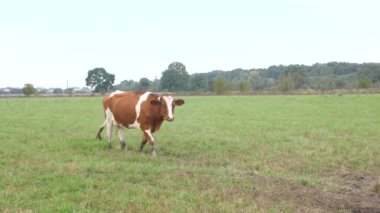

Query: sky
[[1, 0, 379, 88]]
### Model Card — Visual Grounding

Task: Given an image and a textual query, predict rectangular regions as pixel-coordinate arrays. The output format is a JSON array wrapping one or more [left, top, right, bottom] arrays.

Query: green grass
[[0, 95, 379, 212]]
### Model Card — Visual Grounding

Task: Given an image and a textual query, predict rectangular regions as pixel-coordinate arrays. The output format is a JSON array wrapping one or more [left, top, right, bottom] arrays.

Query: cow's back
[[102, 90, 125, 112], [109, 92, 141, 126]]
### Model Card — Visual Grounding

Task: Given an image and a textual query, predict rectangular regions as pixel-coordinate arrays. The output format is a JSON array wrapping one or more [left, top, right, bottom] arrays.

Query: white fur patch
[[117, 125, 126, 142], [144, 128, 154, 142], [105, 107, 115, 144], [110, 90, 124, 97], [163, 96, 174, 120], [128, 92, 151, 129], [105, 108, 116, 125]]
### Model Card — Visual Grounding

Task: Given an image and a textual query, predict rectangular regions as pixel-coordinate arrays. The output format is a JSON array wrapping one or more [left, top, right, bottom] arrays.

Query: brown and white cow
[[96, 91, 184, 156]]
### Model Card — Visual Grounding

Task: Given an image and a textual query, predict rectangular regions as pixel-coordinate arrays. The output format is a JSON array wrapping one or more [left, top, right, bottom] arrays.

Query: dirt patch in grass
[[223, 172, 380, 212], [331, 173, 380, 212]]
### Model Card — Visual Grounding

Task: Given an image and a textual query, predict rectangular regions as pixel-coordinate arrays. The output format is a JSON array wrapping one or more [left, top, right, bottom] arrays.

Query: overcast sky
[[1, 0, 379, 88]]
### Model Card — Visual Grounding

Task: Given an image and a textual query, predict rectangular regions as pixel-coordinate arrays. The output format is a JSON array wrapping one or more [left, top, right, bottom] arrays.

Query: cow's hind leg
[[105, 117, 114, 149], [106, 123, 113, 149], [117, 126, 126, 150], [143, 128, 156, 157], [104, 108, 115, 149]]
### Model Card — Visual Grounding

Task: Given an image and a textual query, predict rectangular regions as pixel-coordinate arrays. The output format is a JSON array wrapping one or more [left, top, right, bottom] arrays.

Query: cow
[[96, 91, 185, 156]]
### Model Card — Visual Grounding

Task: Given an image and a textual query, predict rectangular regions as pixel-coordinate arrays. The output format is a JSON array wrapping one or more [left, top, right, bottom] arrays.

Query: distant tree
[[284, 65, 306, 89], [267, 66, 283, 79], [249, 71, 261, 90], [139, 78, 151, 92], [213, 76, 230, 94], [239, 81, 250, 93], [357, 63, 380, 84], [330, 62, 358, 75], [22, 83, 36, 97], [160, 62, 190, 91], [169, 62, 380, 92], [114, 80, 139, 91], [358, 78, 371, 89], [152, 78, 161, 92], [85, 68, 115, 93], [265, 78, 276, 89], [53, 88, 63, 94], [190, 73, 208, 92], [335, 79, 346, 89], [279, 74, 294, 92]]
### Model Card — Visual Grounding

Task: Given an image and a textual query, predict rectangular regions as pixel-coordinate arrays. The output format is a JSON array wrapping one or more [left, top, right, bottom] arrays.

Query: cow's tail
[[96, 121, 106, 140]]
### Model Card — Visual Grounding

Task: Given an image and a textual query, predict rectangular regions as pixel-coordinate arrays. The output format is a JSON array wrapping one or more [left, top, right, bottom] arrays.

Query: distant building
[[1, 88, 10, 94], [79, 87, 92, 93], [0, 87, 22, 94], [66, 87, 92, 94], [46, 88, 55, 94]]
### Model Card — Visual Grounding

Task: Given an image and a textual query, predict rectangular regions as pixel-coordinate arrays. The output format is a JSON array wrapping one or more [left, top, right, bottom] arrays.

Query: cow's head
[[150, 94, 184, 121]]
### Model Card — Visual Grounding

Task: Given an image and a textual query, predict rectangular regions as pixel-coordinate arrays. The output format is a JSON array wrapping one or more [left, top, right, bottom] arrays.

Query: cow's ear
[[175, 99, 184, 106], [150, 99, 161, 105]]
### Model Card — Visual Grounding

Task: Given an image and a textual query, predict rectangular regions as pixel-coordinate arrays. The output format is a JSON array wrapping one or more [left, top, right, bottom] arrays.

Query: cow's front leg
[[143, 128, 156, 157], [117, 126, 126, 150], [139, 134, 148, 152]]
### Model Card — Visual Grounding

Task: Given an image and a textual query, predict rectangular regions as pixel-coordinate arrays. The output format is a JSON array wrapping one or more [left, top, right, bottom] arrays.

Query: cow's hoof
[[121, 142, 126, 150], [108, 144, 112, 149], [151, 151, 157, 157]]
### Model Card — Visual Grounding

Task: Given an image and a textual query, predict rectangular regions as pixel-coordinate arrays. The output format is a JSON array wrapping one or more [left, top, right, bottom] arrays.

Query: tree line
[[10, 61, 380, 96], [86, 61, 380, 94]]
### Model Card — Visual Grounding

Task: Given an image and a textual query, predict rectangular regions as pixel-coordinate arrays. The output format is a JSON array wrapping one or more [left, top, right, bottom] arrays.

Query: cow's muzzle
[[165, 116, 175, 122]]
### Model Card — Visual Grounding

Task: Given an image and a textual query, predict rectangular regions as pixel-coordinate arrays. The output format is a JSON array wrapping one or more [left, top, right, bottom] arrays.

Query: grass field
[[0, 94, 379, 212]]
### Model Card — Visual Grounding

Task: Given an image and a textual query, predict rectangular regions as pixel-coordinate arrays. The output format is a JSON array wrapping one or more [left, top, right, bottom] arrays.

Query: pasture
[[0, 95, 379, 212]]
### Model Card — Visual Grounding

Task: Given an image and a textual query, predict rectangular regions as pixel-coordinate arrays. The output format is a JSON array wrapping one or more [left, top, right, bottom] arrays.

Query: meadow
[[0, 94, 379, 212]]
